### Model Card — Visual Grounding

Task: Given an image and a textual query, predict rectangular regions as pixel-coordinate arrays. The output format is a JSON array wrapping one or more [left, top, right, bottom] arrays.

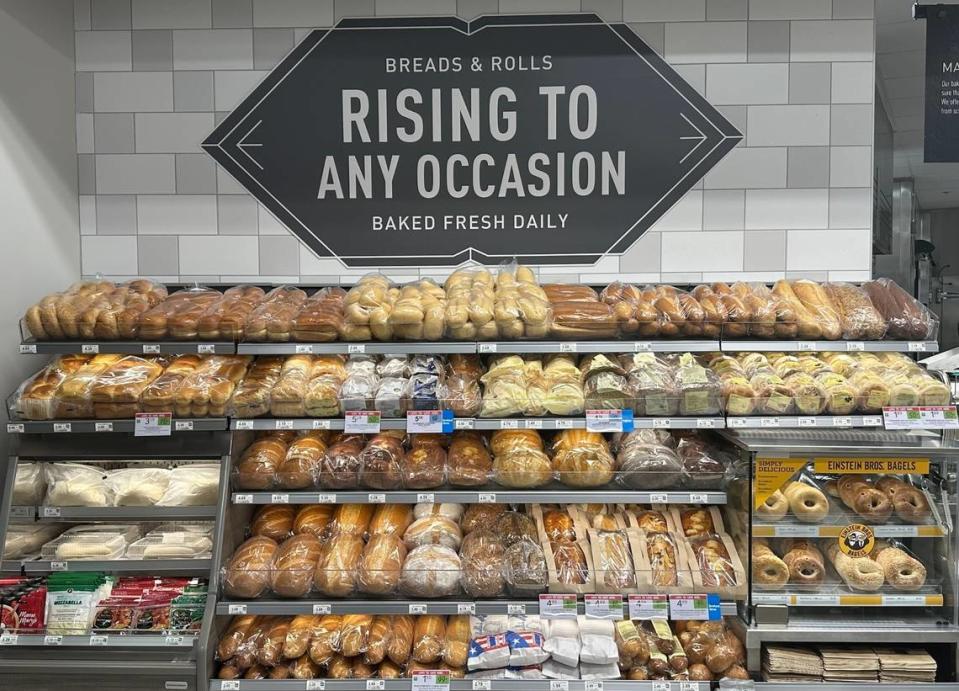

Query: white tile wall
[[74, 0, 875, 281]]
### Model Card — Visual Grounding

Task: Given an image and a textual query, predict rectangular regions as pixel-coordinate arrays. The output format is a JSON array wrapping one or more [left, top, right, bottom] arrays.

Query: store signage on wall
[[923, 4, 959, 161], [203, 14, 741, 267]]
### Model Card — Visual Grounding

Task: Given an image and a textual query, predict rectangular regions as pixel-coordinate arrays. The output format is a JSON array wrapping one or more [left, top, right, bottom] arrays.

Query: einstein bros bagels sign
[[203, 14, 741, 267]]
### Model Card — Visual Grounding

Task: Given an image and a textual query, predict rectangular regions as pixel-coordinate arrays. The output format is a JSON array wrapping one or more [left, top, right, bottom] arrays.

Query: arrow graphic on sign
[[237, 119, 264, 170], [678, 112, 707, 164]]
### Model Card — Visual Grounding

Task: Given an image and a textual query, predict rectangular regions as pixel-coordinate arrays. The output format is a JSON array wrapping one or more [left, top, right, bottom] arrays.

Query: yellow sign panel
[[813, 457, 929, 474], [755, 457, 807, 509]]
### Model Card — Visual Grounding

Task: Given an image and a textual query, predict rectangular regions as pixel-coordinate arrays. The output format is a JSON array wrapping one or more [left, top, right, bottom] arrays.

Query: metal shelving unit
[[232, 416, 725, 431], [231, 489, 728, 505], [726, 415, 884, 429], [210, 681, 710, 691], [0, 633, 198, 648], [6, 417, 228, 434], [31, 505, 219, 521], [18, 339, 235, 355], [719, 340, 938, 353]]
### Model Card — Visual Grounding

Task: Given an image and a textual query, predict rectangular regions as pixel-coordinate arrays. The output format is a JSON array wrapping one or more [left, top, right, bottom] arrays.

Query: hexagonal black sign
[[203, 14, 741, 267]]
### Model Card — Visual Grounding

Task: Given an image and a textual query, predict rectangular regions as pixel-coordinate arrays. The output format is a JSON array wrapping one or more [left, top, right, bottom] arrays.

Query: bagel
[[891, 486, 931, 524], [874, 546, 926, 591], [826, 542, 884, 592], [756, 489, 788, 521], [836, 475, 871, 506], [782, 540, 825, 586], [875, 476, 909, 500], [783, 482, 829, 523], [851, 486, 893, 523], [752, 541, 789, 589]]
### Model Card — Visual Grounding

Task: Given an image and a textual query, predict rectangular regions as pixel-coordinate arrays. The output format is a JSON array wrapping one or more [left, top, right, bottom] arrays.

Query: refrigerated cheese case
[[2, 277, 958, 691]]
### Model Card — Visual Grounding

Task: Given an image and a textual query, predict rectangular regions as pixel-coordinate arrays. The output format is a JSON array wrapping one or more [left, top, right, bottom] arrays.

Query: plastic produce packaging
[[156, 462, 220, 506], [12, 462, 44, 505], [105, 467, 171, 506], [44, 462, 111, 507]]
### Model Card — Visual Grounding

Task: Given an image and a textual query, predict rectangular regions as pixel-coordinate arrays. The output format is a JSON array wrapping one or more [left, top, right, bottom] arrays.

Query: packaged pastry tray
[[126, 532, 213, 560], [42, 532, 131, 560]]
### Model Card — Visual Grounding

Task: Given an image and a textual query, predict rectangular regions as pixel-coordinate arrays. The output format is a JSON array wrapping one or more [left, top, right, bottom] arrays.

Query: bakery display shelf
[[726, 415, 884, 430], [720, 428, 951, 454], [231, 417, 726, 432], [30, 505, 218, 521], [17, 338, 236, 355], [19, 557, 213, 575], [237, 341, 477, 355], [231, 490, 728, 505], [210, 680, 709, 691], [214, 598, 740, 617], [0, 632, 198, 648], [719, 339, 939, 353], [752, 591, 944, 607], [748, 684, 959, 691], [752, 522, 948, 538], [478, 339, 720, 354], [5, 416, 229, 434]]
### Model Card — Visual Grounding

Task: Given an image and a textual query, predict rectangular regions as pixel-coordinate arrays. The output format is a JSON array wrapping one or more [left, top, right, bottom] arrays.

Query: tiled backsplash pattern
[[75, 0, 875, 284]]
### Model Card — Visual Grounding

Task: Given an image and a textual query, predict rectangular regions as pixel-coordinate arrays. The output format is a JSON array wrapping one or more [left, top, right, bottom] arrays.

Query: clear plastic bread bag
[[551, 430, 616, 488], [13, 463, 45, 505], [339, 371, 380, 411], [447, 430, 493, 487], [358, 432, 406, 490], [491, 430, 552, 488], [373, 377, 410, 418], [751, 282, 799, 339], [675, 436, 731, 490], [389, 279, 447, 341], [342, 273, 395, 341], [620, 353, 679, 416], [672, 353, 723, 416], [44, 462, 112, 507], [405, 435, 448, 489], [243, 285, 308, 342], [319, 434, 364, 490], [105, 467, 171, 506], [291, 286, 347, 343], [137, 287, 222, 340], [823, 282, 887, 340], [863, 277, 940, 340], [460, 529, 507, 598], [581, 354, 634, 411], [644, 285, 689, 338], [615, 430, 684, 490], [157, 463, 220, 506]]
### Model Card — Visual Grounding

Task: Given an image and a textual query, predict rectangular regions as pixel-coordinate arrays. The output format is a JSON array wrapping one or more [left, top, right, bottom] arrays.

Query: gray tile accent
[[716, 105, 747, 134], [94, 113, 135, 153], [96, 154, 176, 193], [703, 190, 745, 229], [786, 270, 828, 281], [338, 0, 376, 20], [76, 30, 132, 71], [253, 28, 294, 69], [787, 146, 829, 188], [76, 73, 94, 113], [832, 0, 873, 19], [259, 235, 300, 275], [744, 230, 785, 271], [747, 20, 788, 62], [628, 23, 665, 55], [132, 0, 213, 29], [138, 235, 180, 275], [76, 0, 92, 30], [91, 0, 131, 29], [253, 0, 334, 26], [218, 195, 259, 234], [132, 29, 173, 71], [707, 0, 747, 20], [581, 0, 624, 21], [788, 62, 831, 104], [213, 0, 252, 27], [176, 154, 217, 193], [830, 103, 873, 145], [96, 195, 137, 234], [78, 154, 96, 194], [174, 71, 214, 111], [619, 231, 662, 273]]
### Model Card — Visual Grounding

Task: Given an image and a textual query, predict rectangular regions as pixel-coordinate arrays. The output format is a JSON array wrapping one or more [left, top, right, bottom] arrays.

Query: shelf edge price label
[[846, 341, 865, 352], [472, 681, 491, 691], [53, 422, 72, 433], [649, 493, 668, 504], [274, 419, 295, 430], [499, 419, 519, 429], [174, 420, 194, 431], [652, 682, 669, 691], [669, 593, 721, 621], [628, 594, 668, 620], [585, 409, 633, 433], [908, 341, 928, 352], [559, 342, 577, 353], [347, 343, 366, 354], [0, 633, 18, 646], [478, 343, 497, 353], [7, 423, 24, 434], [585, 683, 604, 691], [306, 681, 326, 691], [270, 493, 290, 504], [584, 594, 623, 620], [312, 604, 331, 615], [797, 341, 816, 351], [94, 422, 113, 432], [50, 561, 68, 571], [295, 344, 314, 354], [134, 412, 171, 437], [539, 593, 578, 619], [478, 493, 496, 504], [43, 635, 62, 646], [524, 419, 543, 429], [197, 344, 216, 354], [409, 603, 428, 615], [234, 420, 254, 430], [689, 493, 708, 504], [760, 417, 779, 428], [411, 670, 451, 691], [312, 419, 331, 430], [507, 603, 526, 615], [88, 635, 108, 646], [317, 494, 337, 504], [368, 493, 386, 504], [549, 681, 569, 691], [417, 493, 435, 503], [833, 416, 852, 428], [457, 603, 475, 615], [696, 418, 716, 428], [797, 417, 816, 427], [81, 344, 99, 354], [41, 507, 61, 518], [634, 341, 653, 352], [142, 344, 160, 354], [454, 418, 474, 430], [228, 604, 247, 615], [554, 418, 574, 429], [19, 344, 37, 354], [729, 417, 747, 428], [345, 410, 381, 434], [407, 409, 454, 433], [220, 682, 240, 691], [883, 405, 959, 430], [366, 681, 385, 691], [164, 635, 185, 646], [234, 494, 253, 505]]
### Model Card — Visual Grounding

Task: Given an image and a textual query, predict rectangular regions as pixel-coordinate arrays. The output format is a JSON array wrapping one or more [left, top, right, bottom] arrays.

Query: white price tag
[[507, 603, 526, 615], [681, 683, 700, 691], [50, 561, 68, 571], [878, 525, 918, 538], [295, 344, 313, 354], [652, 682, 670, 691], [478, 343, 497, 353], [883, 595, 927, 606], [908, 341, 928, 352], [368, 493, 386, 504], [347, 344, 366, 354], [270, 493, 289, 504], [454, 418, 474, 430], [797, 341, 817, 351], [585, 683, 604, 691], [142, 344, 161, 354], [669, 594, 714, 620], [41, 507, 61, 518], [44, 635, 62, 646], [407, 410, 448, 433], [274, 419, 295, 430], [19, 344, 37, 354], [729, 417, 747, 428], [628, 594, 668, 620], [134, 412, 171, 437], [649, 493, 668, 504], [417, 493, 435, 503], [234, 494, 253, 504], [499, 419, 519, 429], [539, 594, 577, 619], [554, 419, 574, 429], [306, 681, 326, 691], [883, 405, 959, 430], [472, 681, 491, 691], [7, 423, 25, 433], [586, 409, 625, 433], [833, 416, 853, 428], [760, 417, 779, 428], [773, 524, 817, 537], [53, 423, 72, 433], [317, 494, 337, 504], [312, 604, 331, 615], [696, 418, 716, 428], [366, 681, 385, 691], [411, 670, 451, 691], [0, 633, 18, 646], [633, 342, 653, 352], [409, 603, 428, 615], [478, 493, 497, 504], [559, 342, 577, 353], [311, 419, 332, 430], [94, 422, 113, 432], [793, 594, 836, 606], [81, 344, 99, 354], [584, 594, 623, 620], [863, 416, 884, 426], [689, 493, 708, 504], [457, 603, 476, 615], [220, 682, 240, 691], [174, 420, 194, 431], [797, 417, 816, 427], [846, 341, 865, 352], [197, 344, 216, 354], [234, 420, 254, 430], [523, 419, 543, 429], [228, 604, 247, 615], [652, 418, 670, 429], [345, 410, 381, 434], [549, 681, 569, 691], [88, 635, 108, 646], [164, 636, 185, 646]]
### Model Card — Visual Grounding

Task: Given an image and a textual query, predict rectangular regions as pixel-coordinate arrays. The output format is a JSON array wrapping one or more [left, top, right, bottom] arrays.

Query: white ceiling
[[877, 0, 959, 209]]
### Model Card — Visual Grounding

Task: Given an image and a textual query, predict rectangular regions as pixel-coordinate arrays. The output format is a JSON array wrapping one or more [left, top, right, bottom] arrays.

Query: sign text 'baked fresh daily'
[[204, 14, 741, 267]]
